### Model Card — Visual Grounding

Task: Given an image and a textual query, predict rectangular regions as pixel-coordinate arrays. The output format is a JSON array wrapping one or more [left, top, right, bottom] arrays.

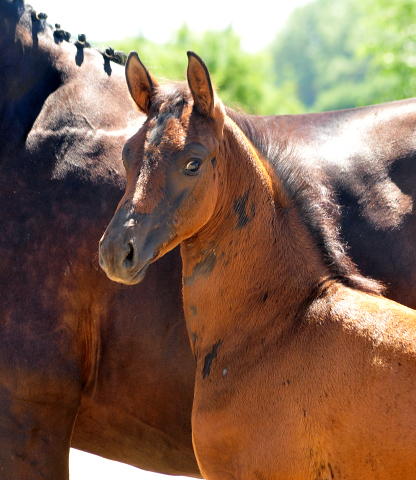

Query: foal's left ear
[[125, 51, 159, 115], [187, 51, 214, 116]]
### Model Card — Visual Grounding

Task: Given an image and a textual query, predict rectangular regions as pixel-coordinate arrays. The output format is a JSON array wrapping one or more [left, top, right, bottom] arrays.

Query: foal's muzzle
[[99, 209, 158, 285]]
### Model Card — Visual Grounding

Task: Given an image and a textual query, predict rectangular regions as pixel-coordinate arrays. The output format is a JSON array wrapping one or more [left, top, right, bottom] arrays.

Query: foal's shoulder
[[308, 284, 416, 355]]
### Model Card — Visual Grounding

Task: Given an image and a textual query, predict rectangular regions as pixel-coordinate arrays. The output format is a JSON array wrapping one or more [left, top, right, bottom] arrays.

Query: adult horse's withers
[[100, 52, 416, 479]]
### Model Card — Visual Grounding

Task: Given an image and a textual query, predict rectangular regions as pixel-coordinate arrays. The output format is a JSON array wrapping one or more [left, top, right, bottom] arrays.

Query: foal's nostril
[[124, 243, 135, 265]]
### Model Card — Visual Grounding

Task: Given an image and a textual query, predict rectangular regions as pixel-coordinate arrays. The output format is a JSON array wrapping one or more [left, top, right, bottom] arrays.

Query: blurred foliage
[[111, 0, 416, 114], [271, 0, 376, 110], [358, 0, 416, 101], [271, 0, 416, 111]]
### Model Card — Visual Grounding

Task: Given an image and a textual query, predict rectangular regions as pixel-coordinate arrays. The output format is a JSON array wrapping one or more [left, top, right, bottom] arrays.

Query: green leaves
[[359, 0, 416, 100], [271, 0, 416, 111]]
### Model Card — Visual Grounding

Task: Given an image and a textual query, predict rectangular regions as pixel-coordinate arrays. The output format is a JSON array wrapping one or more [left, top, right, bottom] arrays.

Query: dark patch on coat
[[203, 340, 221, 379], [184, 251, 218, 286], [190, 305, 197, 316], [226, 108, 385, 297], [233, 189, 255, 228]]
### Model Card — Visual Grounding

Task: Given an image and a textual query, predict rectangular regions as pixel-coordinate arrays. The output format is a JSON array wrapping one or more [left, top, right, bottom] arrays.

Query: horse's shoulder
[[309, 284, 416, 352]]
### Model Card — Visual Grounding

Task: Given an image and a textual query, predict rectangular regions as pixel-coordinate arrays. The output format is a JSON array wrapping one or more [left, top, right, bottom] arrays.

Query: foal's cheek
[[195, 171, 218, 217], [174, 180, 216, 238]]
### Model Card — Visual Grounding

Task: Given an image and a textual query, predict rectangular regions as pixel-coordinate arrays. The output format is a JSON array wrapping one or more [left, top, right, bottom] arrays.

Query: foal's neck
[[181, 116, 330, 352]]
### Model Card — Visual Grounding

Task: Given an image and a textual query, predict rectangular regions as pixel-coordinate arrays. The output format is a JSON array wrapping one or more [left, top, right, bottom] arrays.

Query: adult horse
[[100, 52, 416, 479], [1, 1, 198, 478]]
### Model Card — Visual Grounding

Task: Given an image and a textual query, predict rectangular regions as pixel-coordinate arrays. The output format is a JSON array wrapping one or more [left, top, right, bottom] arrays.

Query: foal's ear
[[187, 51, 214, 116], [125, 52, 159, 114]]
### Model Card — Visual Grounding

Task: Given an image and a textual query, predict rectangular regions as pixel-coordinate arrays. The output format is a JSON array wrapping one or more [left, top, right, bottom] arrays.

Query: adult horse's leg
[[0, 279, 83, 479], [0, 383, 79, 478]]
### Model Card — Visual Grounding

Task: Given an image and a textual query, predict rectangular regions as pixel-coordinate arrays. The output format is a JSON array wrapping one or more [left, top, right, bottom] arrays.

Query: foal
[[100, 52, 416, 479]]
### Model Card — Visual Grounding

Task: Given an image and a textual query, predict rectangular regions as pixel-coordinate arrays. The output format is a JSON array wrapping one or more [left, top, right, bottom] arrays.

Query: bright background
[[30, 0, 311, 52], [69, 449, 190, 480], [29, 1, 311, 478]]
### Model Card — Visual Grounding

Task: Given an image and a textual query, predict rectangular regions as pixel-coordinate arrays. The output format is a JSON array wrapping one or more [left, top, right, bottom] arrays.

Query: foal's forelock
[[151, 83, 193, 114]]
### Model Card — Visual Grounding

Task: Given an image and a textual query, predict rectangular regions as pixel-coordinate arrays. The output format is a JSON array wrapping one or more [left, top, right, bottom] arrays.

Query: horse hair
[[5, 0, 128, 66]]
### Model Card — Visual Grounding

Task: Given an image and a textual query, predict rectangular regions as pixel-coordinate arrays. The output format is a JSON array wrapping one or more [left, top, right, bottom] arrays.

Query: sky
[[30, 0, 311, 53], [26, 0, 311, 478]]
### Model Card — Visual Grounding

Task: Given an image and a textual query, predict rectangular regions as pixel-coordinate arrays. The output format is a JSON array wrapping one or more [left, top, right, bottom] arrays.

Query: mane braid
[[11, 1, 129, 66], [226, 107, 385, 297]]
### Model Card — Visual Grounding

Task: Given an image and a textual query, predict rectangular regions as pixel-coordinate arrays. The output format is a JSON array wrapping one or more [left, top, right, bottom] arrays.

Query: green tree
[[270, 0, 376, 111], [358, 0, 416, 101], [110, 0, 416, 114]]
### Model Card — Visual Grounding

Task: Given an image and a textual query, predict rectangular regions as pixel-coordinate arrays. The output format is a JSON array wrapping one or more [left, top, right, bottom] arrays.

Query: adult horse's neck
[[181, 115, 331, 362]]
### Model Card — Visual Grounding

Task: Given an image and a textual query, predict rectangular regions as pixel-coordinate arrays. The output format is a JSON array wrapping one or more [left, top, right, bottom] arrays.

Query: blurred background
[[27, 0, 416, 476], [33, 0, 414, 118]]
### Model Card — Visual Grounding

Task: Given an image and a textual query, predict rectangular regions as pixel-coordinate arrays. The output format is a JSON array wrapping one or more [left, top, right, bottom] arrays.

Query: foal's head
[[99, 52, 226, 284]]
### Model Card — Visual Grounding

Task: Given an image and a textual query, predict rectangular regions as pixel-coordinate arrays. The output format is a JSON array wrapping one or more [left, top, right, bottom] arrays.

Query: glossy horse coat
[[0, 2, 198, 478], [100, 52, 416, 479]]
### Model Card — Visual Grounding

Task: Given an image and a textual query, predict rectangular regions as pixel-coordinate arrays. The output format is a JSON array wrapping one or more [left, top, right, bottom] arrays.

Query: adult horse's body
[[100, 52, 416, 479], [1, 2, 198, 478]]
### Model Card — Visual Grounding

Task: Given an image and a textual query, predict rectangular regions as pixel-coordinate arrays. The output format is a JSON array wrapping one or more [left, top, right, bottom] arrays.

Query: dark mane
[[2, 0, 51, 36], [226, 107, 385, 296]]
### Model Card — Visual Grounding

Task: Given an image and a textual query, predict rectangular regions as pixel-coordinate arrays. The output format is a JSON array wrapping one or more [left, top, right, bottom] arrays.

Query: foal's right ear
[[125, 52, 159, 114]]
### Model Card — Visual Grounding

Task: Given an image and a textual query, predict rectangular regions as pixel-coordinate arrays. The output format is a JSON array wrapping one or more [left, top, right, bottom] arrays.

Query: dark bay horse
[[1, 1, 198, 478], [100, 51, 416, 479]]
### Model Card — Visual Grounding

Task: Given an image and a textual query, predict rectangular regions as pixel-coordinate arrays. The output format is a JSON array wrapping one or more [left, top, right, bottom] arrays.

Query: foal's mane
[[144, 82, 384, 297], [227, 108, 384, 296]]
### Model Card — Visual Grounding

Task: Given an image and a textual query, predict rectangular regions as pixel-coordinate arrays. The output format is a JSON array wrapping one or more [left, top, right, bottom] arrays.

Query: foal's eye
[[184, 159, 201, 175]]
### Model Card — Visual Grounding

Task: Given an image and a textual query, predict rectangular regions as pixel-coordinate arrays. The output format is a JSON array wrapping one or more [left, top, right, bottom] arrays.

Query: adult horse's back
[[0, 2, 197, 478]]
